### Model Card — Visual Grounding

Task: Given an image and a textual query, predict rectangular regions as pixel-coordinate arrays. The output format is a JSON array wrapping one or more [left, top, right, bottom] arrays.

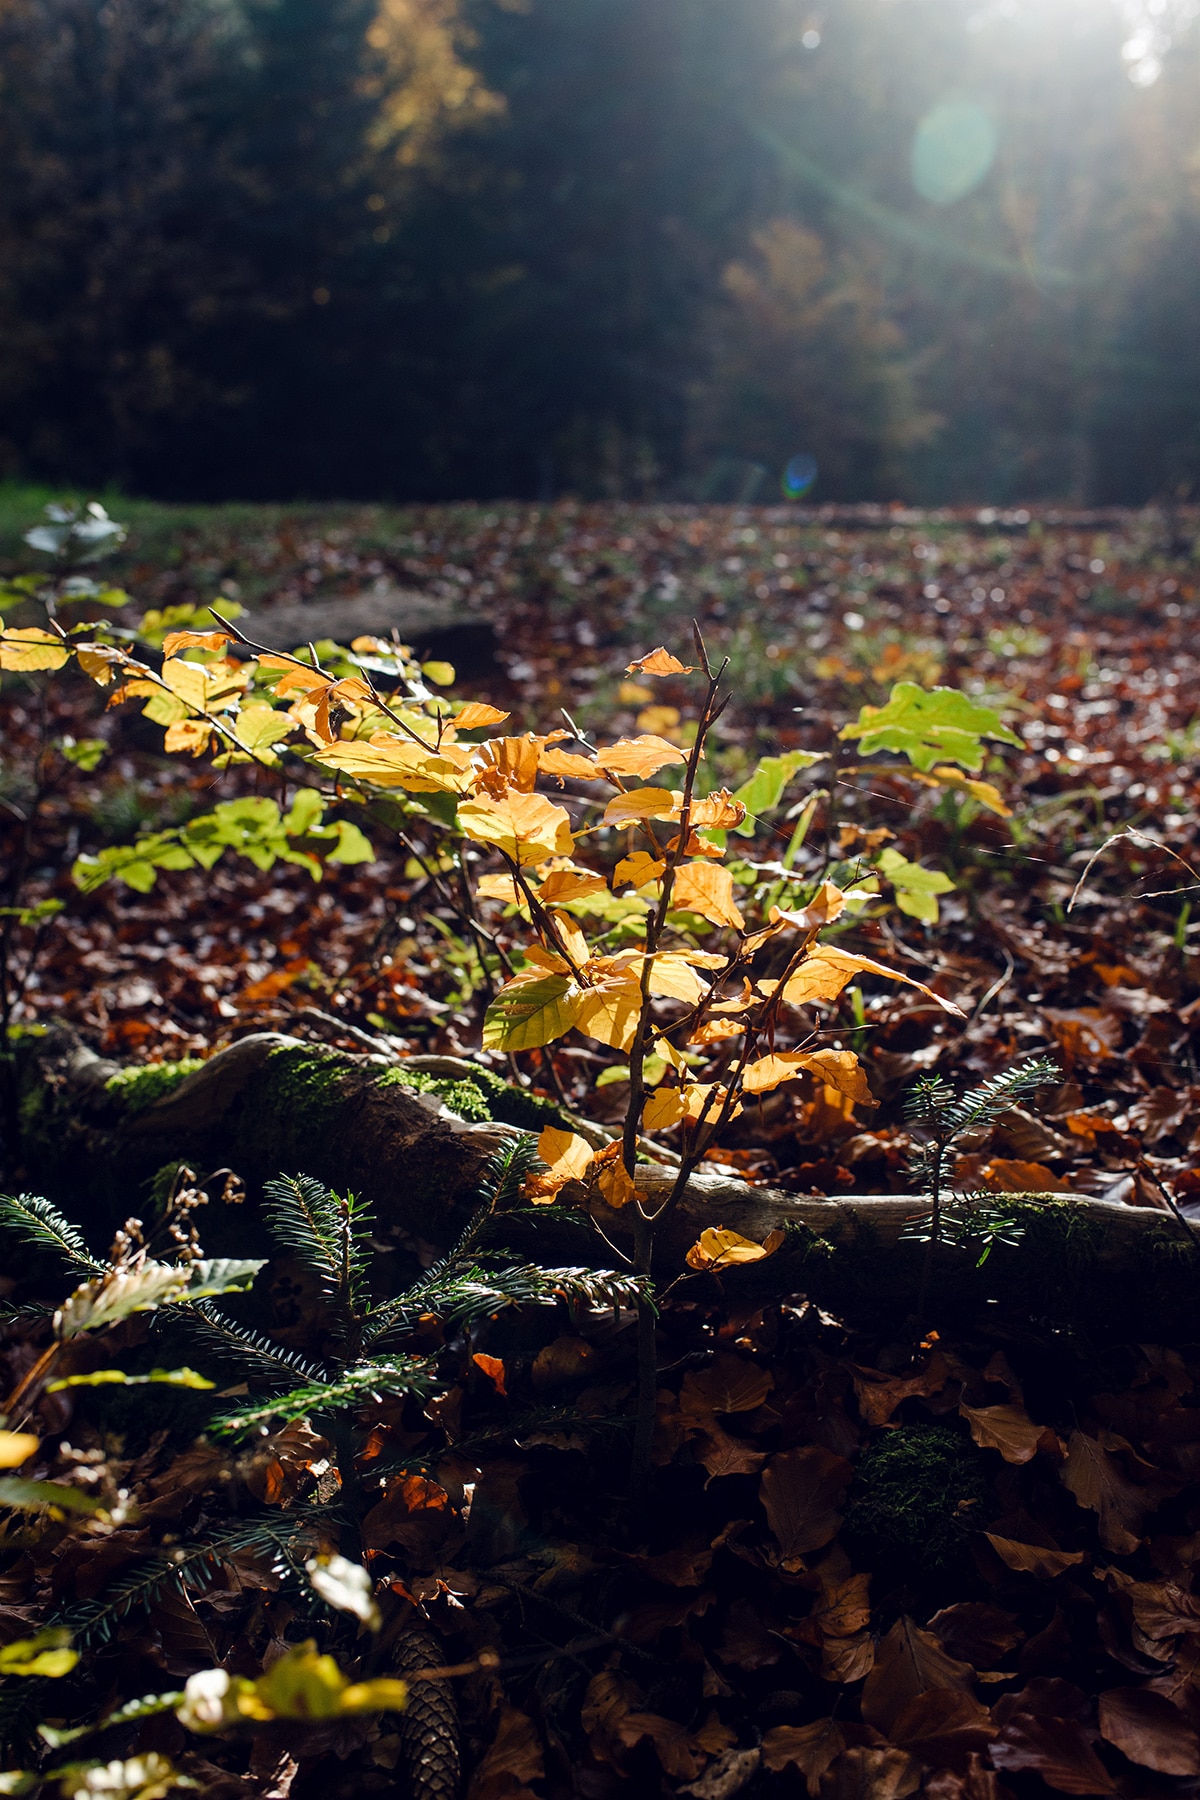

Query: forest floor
[[3, 493, 1200, 1800]]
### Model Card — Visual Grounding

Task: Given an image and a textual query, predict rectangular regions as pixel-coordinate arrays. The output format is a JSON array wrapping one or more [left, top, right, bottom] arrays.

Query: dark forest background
[[0, 0, 1196, 506]]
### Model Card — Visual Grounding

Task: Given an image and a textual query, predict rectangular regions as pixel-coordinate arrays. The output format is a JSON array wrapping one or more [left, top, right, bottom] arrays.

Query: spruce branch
[[0, 1193, 104, 1275]]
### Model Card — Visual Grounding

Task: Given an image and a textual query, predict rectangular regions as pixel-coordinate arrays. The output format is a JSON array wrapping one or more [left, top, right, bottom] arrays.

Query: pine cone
[[391, 1623, 462, 1800]]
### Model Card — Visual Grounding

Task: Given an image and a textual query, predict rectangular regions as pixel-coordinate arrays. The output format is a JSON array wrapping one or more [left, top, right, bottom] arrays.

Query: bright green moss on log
[[104, 1060, 205, 1113]]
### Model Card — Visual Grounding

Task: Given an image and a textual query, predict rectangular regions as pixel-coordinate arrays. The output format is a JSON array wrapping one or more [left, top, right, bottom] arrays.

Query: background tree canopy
[[0, 0, 1195, 505]]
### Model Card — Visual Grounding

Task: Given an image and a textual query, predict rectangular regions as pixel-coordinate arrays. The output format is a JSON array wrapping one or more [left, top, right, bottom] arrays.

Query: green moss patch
[[844, 1424, 991, 1573], [376, 1061, 570, 1130], [104, 1059, 204, 1114]]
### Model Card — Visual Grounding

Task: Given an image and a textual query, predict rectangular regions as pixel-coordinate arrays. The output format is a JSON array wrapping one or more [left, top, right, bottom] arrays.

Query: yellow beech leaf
[[315, 736, 473, 793], [454, 702, 510, 730], [689, 789, 747, 830], [161, 627, 235, 659], [539, 869, 607, 903], [602, 787, 680, 827], [644, 1087, 686, 1130], [164, 718, 213, 756], [770, 880, 849, 933], [313, 676, 374, 744], [685, 1227, 786, 1271], [471, 733, 544, 793], [459, 790, 574, 866], [0, 1432, 38, 1468], [536, 1127, 593, 1180], [550, 910, 590, 967], [781, 943, 965, 1016], [671, 862, 745, 930], [645, 952, 707, 1005], [482, 969, 584, 1050], [540, 746, 603, 780], [574, 966, 644, 1051], [615, 851, 666, 887], [742, 1048, 875, 1105], [921, 764, 1013, 818], [626, 647, 695, 676], [593, 735, 686, 779], [653, 1036, 690, 1074], [76, 645, 121, 686], [476, 871, 522, 904], [261, 658, 333, 697], [690, 1018, 746, 1044], [596, 1158, 638, 1208], [159, 657, 213, 712], [236, 704, 296, 754], [0, 627, 69, 671], [527, 1125, 594, 1199]]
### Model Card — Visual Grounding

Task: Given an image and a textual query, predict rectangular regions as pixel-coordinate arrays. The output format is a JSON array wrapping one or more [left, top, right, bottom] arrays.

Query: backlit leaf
[[594, 735, 686, 778], [482, 970, 584, 1050], [839, 682, 1023, 773], [626, 647, 694, 676], [671, 861, 744, 929], [459, 790, 574, 865], [0, 627, 69, 671]]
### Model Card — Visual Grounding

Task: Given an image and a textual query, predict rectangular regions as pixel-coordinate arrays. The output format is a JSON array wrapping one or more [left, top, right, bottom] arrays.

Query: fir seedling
[[903, 1055, 1060, 1326]]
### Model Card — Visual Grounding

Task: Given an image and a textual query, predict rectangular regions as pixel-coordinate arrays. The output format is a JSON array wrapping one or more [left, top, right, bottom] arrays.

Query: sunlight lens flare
[[781, 453, 818, 499], [911, 100, 997, 206]]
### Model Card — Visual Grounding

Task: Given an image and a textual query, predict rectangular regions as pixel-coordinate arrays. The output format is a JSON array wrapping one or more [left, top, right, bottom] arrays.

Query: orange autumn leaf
[[593, 735, 686, 779], [688, 788, 747, 829], [454, 702, 510, 730], [685, 1226, 785, 1270], [538, 868, 607, 903], [626, 647, 695, 676], [782, 943, 965, 1015], [615, 851, 666, 887], [742, 1048, 875, 1105], [459, 789, 574, 865], [602, 786, 680, 827], [161, 627, 236, 659], [471, 1353, 507, 1397], [671, 861, 745, 929]]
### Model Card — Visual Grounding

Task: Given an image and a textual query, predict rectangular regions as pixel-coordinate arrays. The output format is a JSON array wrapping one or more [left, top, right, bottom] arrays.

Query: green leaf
[[875, 847, 955, 924], [48, 1367, 215, 1393], [839, 682, 1024, 772], [0, 1478, 102, 1515], [182, 1258, 266, 1300], [482, 973, 583, 1051], [0, 1629, 78, 1677], [728, 749, 825, 837], [421, 660, 455, 686], [328, 820, 374, 864], [56, 737, 107, 771]]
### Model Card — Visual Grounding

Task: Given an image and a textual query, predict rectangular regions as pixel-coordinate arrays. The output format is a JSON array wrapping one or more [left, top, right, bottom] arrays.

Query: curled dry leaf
[[782, 943, 965, 1016], [983, 1530, 1085, 1580], [888, 1689, 995, 1769], [742, 1049, 874, 1105], [851, 1353, 949, 1428], [929, 1603, 1024, 1670], [760, 1444, 852, 1567], [626, 647, 695, 676], [680, 1353, 774, 1417], [685, 1226, 785, 1271]]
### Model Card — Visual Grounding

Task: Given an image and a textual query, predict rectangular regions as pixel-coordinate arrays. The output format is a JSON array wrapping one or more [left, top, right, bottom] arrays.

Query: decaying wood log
[[7, 1026, 1198, 1333]]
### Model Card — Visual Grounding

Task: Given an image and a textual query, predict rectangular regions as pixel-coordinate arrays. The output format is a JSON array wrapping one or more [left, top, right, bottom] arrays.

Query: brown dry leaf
[[923, 1753, 1010, 1800], [889, 1689, 995, 1768], [692, 1420, 769, 1483], [851, 1353, 949, 1427], [762, 1720, 852, 1792], [467, 1705, 545, 1800], [979, 1159, 1072, 1194], [1061, 1428, 1169, 1555], [929, 1604, 1024, 1670], [681, 1353, 774, 1417], [1098, 1687, 1200, 1774], [760, 1445, 852, 1567], [530, 1334, 595, 1389], [860, 1616, 976, 1734], [989, 1714, 1118, 1794], [718, 1597, 782, 1670], [813, 1572, 875, 1683], [627, 647, 695, 676], [984, 1531, 1085, 1580], [819, 1746, 923, 1800], [672, 862, 745, 930], [1105, 1569, 1200, 1641], [361, 1472, 458, 1562], [594, 735, 686, 778], [246, 1420, 334, 1506], [582, 1669, 706, 1781], [960, 1401, 1056, 1464]]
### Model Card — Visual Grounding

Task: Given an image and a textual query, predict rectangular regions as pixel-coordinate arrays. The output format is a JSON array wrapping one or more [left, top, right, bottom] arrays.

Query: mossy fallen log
[[5, 1026, 1197, 1337]]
